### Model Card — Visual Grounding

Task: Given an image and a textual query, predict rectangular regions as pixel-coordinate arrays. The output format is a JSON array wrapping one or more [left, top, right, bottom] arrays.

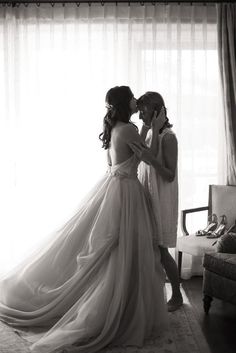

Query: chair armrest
[[181, 206, 209, 236]]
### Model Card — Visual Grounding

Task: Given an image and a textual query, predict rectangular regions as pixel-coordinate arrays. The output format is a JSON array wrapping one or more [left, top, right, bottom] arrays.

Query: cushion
[[177, 234, 217, 256], [211, 185, 236, 228], [203, 252, 236, 281], [217, 232, 236, 254]]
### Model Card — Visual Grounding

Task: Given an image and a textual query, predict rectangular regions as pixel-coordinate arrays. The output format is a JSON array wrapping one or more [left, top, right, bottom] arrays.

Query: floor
[[181, 276, 236, 353]]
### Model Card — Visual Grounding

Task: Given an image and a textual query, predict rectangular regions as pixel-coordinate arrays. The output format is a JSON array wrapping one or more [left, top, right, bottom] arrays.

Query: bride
[[0, 86, 168, 353]]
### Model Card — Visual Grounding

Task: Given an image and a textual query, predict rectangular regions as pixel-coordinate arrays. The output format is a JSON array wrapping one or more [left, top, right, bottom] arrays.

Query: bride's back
[[109, 122, 134, 166]]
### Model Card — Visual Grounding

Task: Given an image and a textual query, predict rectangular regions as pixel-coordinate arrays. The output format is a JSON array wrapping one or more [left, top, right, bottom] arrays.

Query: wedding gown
[[0, 153, 168, 353]]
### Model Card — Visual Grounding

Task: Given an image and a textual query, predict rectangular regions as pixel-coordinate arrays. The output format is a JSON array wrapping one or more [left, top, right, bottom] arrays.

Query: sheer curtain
[[0, 3, 225, 276]]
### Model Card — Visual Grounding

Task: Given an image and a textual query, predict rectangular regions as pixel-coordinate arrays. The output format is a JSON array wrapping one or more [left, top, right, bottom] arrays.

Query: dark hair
[[99, 86, 135, 150], [137, 91, 173, 133]]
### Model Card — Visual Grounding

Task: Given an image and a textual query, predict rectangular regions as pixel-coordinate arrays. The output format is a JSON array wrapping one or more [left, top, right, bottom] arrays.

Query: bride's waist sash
[[107, 170, 138, 180]]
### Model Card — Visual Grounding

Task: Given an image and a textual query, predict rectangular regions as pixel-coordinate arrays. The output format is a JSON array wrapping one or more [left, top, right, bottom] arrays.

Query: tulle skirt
[[0, 171, 168, 353]]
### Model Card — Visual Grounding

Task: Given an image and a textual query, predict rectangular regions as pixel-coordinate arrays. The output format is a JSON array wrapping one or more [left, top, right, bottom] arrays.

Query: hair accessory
[[105, 103, 114, 111]]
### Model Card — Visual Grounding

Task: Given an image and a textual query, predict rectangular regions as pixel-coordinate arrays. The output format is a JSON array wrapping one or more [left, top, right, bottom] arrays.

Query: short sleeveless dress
[[138, 128, 178, 248]]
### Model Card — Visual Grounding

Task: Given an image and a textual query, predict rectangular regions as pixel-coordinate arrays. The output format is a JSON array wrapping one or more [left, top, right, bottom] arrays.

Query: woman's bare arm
[[129, 133, 177, 183], [123, 124, 146, 146], [152, 133, 177, 182]]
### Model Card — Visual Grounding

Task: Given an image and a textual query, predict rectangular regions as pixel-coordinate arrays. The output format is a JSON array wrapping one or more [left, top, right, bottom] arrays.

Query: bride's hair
[[99, 86, 136, 150], [137, 91, 173, 133]]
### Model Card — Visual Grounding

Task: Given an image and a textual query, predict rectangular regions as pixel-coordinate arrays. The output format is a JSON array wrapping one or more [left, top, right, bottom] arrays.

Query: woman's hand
[[128, 141, 155, 165], [151, 106, 166, 132]]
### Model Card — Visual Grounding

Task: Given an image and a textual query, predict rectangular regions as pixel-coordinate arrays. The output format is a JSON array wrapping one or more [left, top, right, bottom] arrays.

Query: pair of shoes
[[167, 296, 183, 312], [207, 215, 227, 239], [195, 213, 218, 236]]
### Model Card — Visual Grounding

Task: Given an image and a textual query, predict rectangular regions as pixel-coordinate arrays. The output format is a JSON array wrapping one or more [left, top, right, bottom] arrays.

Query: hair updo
[[99, 86, 135, 150]]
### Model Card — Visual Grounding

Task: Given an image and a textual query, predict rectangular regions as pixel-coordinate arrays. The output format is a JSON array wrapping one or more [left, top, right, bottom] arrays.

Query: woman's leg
[[159, 246, 183, 311]]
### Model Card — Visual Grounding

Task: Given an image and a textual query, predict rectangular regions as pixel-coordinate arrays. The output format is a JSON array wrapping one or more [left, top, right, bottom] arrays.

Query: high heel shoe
[[195, 213, 218, 236], [207, 215, 227, 239]]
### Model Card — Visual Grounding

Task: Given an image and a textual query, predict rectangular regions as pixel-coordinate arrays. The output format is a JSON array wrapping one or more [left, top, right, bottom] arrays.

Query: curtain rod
[[0, 0, 219, 6]]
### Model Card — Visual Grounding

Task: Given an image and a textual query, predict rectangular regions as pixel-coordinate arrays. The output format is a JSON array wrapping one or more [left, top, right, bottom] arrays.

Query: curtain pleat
[[217, 3, 236, 185]]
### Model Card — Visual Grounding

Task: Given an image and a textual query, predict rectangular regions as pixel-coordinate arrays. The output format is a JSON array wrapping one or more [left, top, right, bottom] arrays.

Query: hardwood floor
[[181, 276, 236, 353]]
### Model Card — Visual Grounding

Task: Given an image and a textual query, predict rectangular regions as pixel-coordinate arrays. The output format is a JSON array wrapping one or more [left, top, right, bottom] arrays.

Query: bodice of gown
[[107, 154, 139, 179]]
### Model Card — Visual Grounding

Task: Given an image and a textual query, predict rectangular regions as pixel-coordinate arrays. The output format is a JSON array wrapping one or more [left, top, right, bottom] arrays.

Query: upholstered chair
[[176, 185, 236, 279], [203, 231, 236, 313]]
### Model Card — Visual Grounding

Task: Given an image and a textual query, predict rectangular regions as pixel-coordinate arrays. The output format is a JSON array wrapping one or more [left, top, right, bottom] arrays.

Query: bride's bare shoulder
[[112, 122, 136, 136], [112, 123, 141, 145], [116, 122, 138, 134], [122, 123, 140, 139]]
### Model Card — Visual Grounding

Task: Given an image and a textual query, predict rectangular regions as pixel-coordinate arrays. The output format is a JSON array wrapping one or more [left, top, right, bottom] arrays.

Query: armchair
[[176, 185, 236, 279], [202, 238, 236, 314]]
